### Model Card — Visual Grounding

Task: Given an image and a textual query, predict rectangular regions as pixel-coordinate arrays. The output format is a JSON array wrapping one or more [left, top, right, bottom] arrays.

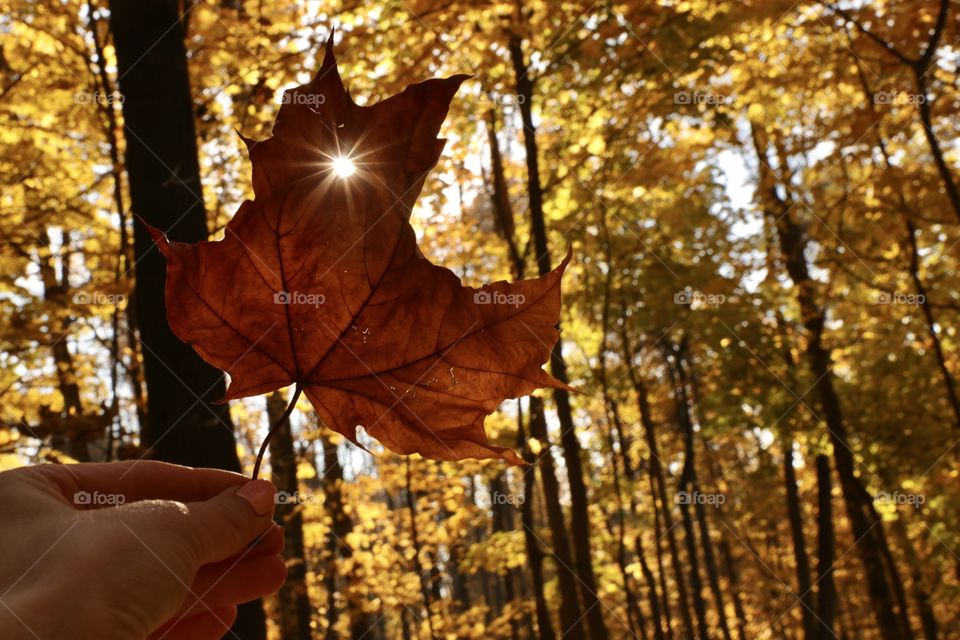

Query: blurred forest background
[[2, 0, 960, 638]]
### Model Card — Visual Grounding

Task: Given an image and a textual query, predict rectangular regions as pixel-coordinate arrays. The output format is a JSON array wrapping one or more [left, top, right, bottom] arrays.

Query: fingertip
[[235, 479, 277, 517]]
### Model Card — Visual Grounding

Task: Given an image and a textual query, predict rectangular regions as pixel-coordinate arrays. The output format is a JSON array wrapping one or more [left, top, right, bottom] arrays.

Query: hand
[[0, 460, 287, 639]]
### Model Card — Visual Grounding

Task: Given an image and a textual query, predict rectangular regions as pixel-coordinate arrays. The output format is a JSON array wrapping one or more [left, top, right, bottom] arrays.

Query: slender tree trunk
[[528, 397, 587, 637], [507, 30, 607, 640], [37, 226, 91, 461], [86, 0, 133, 456], [602, 412, 645, 638], [637, 537, 667, 640], [674, 346, 732, 640], [904, 218, 960, 431], [621, 330, 695, 638], [596, 226, 652, 640], [483, 108, 558, 640], [814, 454, 837, 640], [783, 436, 816, 640], [676, 478, 710, 640], [648, 473, 675, 640], [752, 122, 912, 640], [519, 410, 555, 640], [266, 391, 313, 640], [490, 472, 522, 640], [406, 459, 436, 638], [321, 431, 378, 639]]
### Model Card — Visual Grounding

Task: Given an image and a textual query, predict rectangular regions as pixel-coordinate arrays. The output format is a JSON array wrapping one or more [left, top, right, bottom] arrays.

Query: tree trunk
[[519, 410, 555, 640], [891, 517, 939, 640], [814, 454, 837, 640], [673, 345, 733, 640], [914, 66, 960, 224], [510, 31, 607, 640], [648, 473, 675, 640], [37, 226, 91, 461], [750, 122, 910, 640], [490, 472, 522, 640], [86, 0, 135, 456], [595, 230, 652, 639], [528, 397, 587, 637], [508, 30, 607, 640], [621, 330, 695, 638], [107, 1, 264, 635], [483, 107, 556, 640], [783, 436, 815, 640], [405, 459, 436, 637], [266, 391, 312, 640], [320, 431, 377, 639]]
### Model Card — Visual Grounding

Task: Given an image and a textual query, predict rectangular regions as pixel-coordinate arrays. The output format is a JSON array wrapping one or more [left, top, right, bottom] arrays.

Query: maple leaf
[[148, 37, 569, 469]]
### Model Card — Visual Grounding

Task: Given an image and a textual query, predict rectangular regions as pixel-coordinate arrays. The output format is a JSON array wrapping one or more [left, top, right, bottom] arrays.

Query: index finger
[[31, 460, 250, 505]]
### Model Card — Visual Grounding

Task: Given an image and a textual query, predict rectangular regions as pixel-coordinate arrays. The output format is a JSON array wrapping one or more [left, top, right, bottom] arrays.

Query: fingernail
[[236, 480, 276, 516]]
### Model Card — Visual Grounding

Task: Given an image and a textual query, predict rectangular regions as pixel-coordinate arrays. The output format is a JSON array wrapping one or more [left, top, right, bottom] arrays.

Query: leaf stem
[[251, 384, 303, 480]]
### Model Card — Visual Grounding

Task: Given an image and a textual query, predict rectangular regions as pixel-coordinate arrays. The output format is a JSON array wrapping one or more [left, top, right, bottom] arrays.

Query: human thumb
[[177, 479, 277, 565]]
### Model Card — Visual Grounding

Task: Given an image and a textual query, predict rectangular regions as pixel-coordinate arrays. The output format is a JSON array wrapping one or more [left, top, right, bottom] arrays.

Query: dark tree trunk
[[519, 411, 555, 640], [405, 459, 436, 638], [266, 391, 312, 640], [86, 1, 138, 455], [648, 474, 675, 640], [674, 346, 733, 640], [751, 122, 912, 640], [507, 30, 607, 640], [905, 218, 960, 431], [107, 1, 264, 635], [528, 397, 587, 637], [637, 537, 667, 640], [595, 236, 649, 640], [37, 226, 91, 462], [320, 431, 377, 639], [490, 472, 522, 640], [814, 454, 837, 640], [621, 331, 695, 638], [783, 436, 815, 640], [483, 107, 556, 640]]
